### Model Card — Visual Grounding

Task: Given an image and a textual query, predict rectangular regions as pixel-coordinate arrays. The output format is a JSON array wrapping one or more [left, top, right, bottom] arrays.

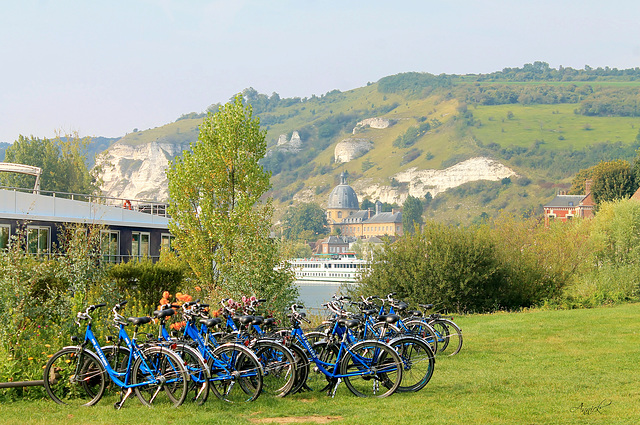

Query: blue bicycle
[[287, 304, 403, 398], [43, 302, 189, 408], [175, 301, 265, 403]]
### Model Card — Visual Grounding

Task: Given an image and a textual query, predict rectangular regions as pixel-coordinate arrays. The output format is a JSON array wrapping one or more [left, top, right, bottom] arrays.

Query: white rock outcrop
[[353, 117, 392, 134], [96, 141, 187, 201], [353, 157, 517, 205], [334, 138, 373, 163], [275, 131, 302, 153]]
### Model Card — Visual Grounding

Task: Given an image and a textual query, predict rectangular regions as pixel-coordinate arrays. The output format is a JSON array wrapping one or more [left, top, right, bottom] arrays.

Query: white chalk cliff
[[96, 141, 187, 201], [353, 157, 517, 205]]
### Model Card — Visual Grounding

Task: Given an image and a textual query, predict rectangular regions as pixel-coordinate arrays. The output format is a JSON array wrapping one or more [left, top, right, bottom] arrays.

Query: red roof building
[[543, 180, 595, 225]]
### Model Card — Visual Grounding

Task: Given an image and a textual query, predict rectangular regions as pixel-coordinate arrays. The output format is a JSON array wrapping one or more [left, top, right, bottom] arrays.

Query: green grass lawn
[[3, 303, 640, 424]]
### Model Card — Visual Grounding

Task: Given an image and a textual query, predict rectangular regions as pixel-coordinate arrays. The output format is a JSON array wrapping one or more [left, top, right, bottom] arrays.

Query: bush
[[0, 223, 116, 400], [562, 199, 640, 306], [357, 222, 507, 313], [108, 256, 187, 315], [356, 215, 595, 313]]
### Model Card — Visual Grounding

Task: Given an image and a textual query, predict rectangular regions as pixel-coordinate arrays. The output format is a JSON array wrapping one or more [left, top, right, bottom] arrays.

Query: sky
[[1, 0, 639, 143]]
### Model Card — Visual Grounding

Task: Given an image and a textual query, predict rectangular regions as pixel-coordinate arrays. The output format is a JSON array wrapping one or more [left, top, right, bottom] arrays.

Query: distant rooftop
[[543, 194, 586, 208]]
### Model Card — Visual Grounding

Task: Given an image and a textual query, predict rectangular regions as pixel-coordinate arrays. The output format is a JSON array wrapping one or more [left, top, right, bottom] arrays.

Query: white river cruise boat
[[289, 252, 368, 284]]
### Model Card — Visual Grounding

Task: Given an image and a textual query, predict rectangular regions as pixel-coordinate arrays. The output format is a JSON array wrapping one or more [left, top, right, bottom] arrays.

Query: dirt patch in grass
[[249, 416, 343, 424]]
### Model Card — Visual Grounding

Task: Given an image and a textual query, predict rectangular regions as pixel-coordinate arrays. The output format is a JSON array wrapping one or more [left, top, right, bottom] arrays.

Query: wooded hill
[[19, 62, 640, 225], [249, 62, 640, 224]]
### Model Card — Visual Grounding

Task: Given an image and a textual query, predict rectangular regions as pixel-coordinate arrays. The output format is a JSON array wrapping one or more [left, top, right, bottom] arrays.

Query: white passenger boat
[[289, 252, 368, 284]]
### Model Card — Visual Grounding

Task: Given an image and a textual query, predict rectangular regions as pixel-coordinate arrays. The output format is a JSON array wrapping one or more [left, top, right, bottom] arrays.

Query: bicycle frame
[[80, 320, 160, 391], [290, 321, 393, 381]]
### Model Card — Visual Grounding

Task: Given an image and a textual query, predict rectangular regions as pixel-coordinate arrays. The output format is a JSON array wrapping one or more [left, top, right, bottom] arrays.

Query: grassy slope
[[470, 103, 640, 151], [5, 303, 639, 424], [100, 80, 640, 224]]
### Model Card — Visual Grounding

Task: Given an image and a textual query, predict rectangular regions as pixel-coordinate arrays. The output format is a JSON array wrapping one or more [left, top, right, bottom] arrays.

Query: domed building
[[326, 172, 360, 224], [325, 171, 403, 238]]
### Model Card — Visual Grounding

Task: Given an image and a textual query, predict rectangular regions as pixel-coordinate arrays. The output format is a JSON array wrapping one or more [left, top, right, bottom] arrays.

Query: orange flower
[[195, 286, 202, 292], [170, 321, 186, 331], [159, 298, 169, 306], [163, 291, 171, 299], [176, 293, 192, 302]]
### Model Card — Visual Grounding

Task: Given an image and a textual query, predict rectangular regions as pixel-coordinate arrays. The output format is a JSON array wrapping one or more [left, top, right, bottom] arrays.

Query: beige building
[[326, 172, 403, 238]]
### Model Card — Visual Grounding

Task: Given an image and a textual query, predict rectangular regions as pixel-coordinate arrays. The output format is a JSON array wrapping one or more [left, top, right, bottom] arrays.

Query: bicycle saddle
[[200, 317, 222, 328], [128, 316, 151, 326], [377, 314, 400, 324], [153, 309, 175, 319]]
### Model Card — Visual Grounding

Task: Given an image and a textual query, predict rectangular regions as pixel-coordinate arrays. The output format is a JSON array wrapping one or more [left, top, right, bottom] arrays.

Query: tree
[[166, 95, 296, 311], [355, 222, 506, 313], [424, 192, 433, 208], [282, 202, 328, 240], [402, 195, 424, 234], [360, 198, 375, 210], [1, 133, 97, 195], [590, 160, 636, 204]]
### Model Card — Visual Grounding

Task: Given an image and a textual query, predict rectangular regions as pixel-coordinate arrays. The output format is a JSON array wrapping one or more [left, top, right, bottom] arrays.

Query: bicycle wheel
[[132, 346, 189, 407], [173, 343, 210, 405], [430, 319, 463, 356], [286, 343, 309, 394], [100, 345, 130, 399], [208, 343, 263, 403], [370, 322, 401, 342], [404, 319, 439, 354], [340, 340, 402, 398], [252, 340, 296, 397], [43, 347, 106, 407], [388, 335, 435, 392], [305, 340, 339, 393], [303, 331, 328, 347], [101, 345, 131, 373]]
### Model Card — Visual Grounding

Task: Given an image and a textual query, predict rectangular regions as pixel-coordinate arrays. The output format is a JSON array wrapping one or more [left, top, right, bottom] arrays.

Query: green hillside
[[110, 63, 640, 224]]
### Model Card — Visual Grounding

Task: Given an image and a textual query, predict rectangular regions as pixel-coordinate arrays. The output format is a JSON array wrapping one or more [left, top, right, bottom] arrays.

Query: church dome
[[327, 172, 359, 210]]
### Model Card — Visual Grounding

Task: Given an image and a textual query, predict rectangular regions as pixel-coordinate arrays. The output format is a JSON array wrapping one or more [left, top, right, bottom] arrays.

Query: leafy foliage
[[377, 72, 452, 95], [392, 122, 431, 148], [357, 214, 597, 313], [401, 195, 423, 234], [565, 200, 640, 305], [1, 134, 98, 194], [570, 159, 637, 203], [107, 256, 187, 314], [166, 95, 296, 312], [0, 224, 117, 399], [282, 202, 328, 240], [357, 222, 506, 313], [590, 159, 637, 204]]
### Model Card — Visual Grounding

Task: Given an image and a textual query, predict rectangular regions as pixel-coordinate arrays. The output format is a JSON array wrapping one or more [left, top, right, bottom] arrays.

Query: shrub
[[357, 222, 507, 313], [356, 215, 593, 313], [108, 256, 187, 315]]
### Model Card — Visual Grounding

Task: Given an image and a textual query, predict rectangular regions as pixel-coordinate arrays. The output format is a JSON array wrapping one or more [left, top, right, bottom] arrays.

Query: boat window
[[0, 224, 10, 250], [27, 225, 50, 257], [132, 231, 150, 258], [101, 230, 120, 263]]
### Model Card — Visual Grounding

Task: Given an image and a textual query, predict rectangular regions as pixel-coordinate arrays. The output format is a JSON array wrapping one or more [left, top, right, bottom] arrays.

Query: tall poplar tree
[[402, 195, 424, 234], [166, 95, 296, 310]]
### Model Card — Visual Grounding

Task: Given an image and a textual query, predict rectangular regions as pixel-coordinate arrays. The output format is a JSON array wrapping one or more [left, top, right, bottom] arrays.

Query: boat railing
[[0, 185, 170, 218]]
